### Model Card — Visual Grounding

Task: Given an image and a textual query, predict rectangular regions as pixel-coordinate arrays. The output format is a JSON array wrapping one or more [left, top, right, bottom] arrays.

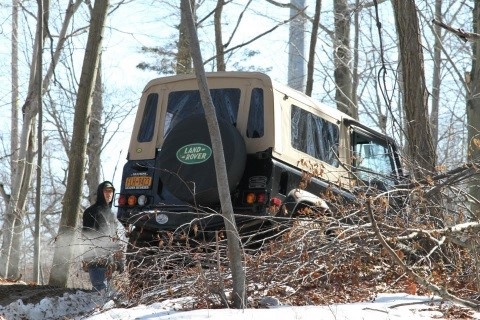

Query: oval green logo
[[176, 143, 212, 164]]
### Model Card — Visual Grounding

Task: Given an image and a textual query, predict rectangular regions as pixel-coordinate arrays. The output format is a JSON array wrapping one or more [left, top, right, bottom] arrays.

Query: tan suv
[[117, 72, 405, 246]]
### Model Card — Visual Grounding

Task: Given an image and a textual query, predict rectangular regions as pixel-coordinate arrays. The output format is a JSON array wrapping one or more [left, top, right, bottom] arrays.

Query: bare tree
[[467, 0, 480, 218], [0, 0, 48, 279], [334, 0, 357, 118], [137, 2, 196, 75], [392, 0, 436, 176], [288, 0, 306, 91], [305, 0, 321, 97], [11, 0, 19, 177], [177, 0, 195, 74], [49, 0, 110, 287], [0, 0, 84, 279], [214, 0, 226, 71], [139, 1, 292, 75], [86, 58, 103, 204], [430, 0, 443, 148], [181, 0, 246, 308], [33, 0, 46, 284], [2, 0, 20, 279]]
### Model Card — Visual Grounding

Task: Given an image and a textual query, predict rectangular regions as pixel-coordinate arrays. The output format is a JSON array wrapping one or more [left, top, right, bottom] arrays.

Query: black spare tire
[[158, 114, 246, 205]]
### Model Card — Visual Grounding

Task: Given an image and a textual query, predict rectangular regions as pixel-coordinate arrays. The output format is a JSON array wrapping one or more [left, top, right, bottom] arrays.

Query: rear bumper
[[118, 204, 270, 233]]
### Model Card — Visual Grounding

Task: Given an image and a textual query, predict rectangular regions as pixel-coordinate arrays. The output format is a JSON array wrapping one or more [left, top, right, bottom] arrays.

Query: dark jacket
[[82, 181, 116, 237]]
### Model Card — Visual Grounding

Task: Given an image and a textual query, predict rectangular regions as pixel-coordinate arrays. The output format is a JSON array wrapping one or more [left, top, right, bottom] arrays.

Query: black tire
[[158, 114, 246, 205]]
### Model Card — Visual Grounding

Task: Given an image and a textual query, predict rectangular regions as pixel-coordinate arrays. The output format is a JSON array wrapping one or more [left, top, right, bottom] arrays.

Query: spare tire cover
[[158, 114, 246, 205]]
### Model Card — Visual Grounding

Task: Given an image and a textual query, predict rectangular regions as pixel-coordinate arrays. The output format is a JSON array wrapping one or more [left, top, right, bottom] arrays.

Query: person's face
[[103, 188, 114, 203]]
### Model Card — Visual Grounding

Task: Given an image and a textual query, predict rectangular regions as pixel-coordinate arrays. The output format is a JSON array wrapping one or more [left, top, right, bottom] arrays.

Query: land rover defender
[[116, 72, 405, 246]]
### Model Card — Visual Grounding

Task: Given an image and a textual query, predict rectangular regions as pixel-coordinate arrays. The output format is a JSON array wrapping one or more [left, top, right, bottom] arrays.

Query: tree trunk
[[0, 0, 82, 279], [33, 0, 45, 284], [1, 111, 37, 279], [49, 0, 109, 287], [392, 0, 436, 176], [334, 0, 356, 118], [87, 58, 103, 204], [305, 0, 321, 97], [214, 0, 226, 71], [351, 0, 360, 118], [2, 0, 20, 279], [11, 0, 19, 176], [177, 0, 194, 74], [467, 0, 480, 219], [287, 0, 305, 91], [181, 0, 246, 308], [431, 0, 442, 148], [0, 0, 47, 278]]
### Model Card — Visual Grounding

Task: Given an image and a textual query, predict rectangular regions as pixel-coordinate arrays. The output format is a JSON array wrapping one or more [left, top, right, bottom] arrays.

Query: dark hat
[[103, 181, 114, 189]]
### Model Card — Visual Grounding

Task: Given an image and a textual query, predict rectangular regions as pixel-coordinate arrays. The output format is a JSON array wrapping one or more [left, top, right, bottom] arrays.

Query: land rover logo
[[176, 143, 212, 164]]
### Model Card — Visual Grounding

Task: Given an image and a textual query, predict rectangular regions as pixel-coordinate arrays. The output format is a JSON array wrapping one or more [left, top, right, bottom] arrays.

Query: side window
[[291, 105, 339, 167], [246, 88, 264, 138], [164, 89, 241, 137], [137, 93, 158, 142]]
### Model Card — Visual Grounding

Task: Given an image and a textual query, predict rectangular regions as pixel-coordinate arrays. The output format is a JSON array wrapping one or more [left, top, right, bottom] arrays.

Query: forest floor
[[0, 277, 92, 306], [0, 276, 478, 319]]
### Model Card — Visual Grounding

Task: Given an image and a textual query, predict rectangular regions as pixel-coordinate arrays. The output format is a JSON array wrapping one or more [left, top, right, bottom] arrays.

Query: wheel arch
[[284, 189, 330, 216]]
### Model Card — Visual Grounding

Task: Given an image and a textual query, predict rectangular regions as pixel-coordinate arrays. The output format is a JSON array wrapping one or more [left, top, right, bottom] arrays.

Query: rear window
[[137, 93, 158, 142], [291, 105, 340, 167], [164, 89, 241, 137], [246, 88, 264, 138]]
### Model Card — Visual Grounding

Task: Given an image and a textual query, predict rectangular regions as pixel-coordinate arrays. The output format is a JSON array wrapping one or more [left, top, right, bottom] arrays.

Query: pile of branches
[[115, 163, 480, 313]]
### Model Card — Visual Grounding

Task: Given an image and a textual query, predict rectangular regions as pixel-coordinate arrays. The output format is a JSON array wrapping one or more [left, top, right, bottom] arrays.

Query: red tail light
[[256, 192, 266, 204], [118, 195, 127, 206]]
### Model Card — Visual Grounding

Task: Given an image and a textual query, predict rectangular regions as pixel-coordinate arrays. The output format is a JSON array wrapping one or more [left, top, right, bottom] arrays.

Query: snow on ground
[[1, 291, 479, 320]]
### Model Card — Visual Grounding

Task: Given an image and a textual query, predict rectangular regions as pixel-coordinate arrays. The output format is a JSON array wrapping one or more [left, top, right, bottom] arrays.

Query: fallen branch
[[366, 197, 480, 311]]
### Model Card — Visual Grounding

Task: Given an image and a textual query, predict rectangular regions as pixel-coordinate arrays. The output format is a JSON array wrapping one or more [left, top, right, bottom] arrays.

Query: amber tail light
[[245, 191, 267, 204]]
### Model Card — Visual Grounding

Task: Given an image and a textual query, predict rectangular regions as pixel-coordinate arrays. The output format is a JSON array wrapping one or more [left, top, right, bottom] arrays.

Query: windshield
[[353, 131, 400, 190]]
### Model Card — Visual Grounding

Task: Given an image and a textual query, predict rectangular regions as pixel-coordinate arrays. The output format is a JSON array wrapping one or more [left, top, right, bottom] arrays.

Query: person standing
[[82, 180, 122, 293]]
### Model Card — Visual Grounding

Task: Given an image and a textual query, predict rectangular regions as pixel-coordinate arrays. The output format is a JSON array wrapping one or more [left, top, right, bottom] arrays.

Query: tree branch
[[203, 8, 306, 65], [0, 183, 10, 203], [432, 19, 480, 43]]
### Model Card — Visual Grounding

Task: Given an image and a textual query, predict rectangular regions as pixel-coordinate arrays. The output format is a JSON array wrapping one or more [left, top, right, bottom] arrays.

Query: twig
[[362, 307, 388, 313], [396, 160, 480, 189], [204, 8, 306, 65], [388, 298, 443, 309]]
